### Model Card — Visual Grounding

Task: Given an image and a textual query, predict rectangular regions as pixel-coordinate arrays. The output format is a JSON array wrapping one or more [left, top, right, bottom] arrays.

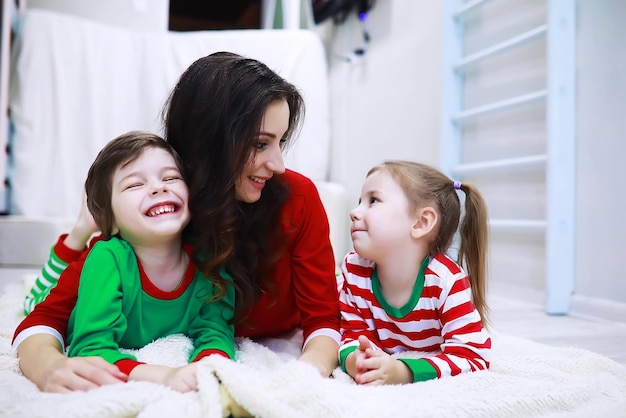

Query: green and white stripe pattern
[[23, 248, 69, 315]]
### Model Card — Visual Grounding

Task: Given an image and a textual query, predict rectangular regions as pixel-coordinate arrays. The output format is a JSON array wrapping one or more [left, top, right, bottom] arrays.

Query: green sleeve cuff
[[398, 358, 438, 382], [339, 345, 358, 373], [191, 339, 235, 361]]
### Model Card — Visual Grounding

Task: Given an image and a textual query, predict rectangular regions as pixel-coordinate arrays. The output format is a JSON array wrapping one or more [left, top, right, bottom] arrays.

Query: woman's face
[[235, 100, 289, 203]]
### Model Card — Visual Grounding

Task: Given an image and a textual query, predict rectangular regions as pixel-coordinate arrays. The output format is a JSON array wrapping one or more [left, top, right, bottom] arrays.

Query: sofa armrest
[[314, 181, 349, 265]]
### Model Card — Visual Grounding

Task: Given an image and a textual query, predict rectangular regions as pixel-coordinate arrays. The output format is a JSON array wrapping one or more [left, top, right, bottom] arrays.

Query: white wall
[[3, 0, 169, 217], [457, 0, 549, 297], [0, 0, 13, 213], [323, 0, 626, 312], [26, 0, 169, 31], [575, 0, 626, 303], [3, 0, 624, 310], [324, 0, 443, 222]]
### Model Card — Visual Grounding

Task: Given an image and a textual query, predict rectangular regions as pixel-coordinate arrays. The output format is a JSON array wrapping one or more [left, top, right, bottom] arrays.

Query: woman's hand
[[42, 356, 128, 393], [17, 334, 127, 393]]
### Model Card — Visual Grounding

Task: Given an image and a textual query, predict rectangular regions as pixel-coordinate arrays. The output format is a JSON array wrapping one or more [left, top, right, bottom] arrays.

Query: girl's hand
[[353, 335, 412, 385], [353, 335, 372, 374]]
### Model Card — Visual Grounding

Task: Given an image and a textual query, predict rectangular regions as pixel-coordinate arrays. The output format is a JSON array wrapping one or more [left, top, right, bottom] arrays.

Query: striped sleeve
[[338, 253, 382, 370], [338, 252, 491, 382], [413, 254, 491, 380], [23, 234, 85, 315]]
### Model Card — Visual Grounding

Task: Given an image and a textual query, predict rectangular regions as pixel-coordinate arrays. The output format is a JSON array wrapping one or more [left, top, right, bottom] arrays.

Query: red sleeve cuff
[[54, 234, 86, 263], [193, 350, 230, 362], [115, 358, 145, 375]]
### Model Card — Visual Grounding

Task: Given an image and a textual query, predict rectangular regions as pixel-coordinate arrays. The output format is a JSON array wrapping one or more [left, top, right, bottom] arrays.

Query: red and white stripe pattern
[[339, 252, 491, 378]]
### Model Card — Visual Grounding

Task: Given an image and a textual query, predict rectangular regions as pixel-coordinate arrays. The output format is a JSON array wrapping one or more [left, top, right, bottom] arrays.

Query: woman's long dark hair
[[161, 52, 304, 318]]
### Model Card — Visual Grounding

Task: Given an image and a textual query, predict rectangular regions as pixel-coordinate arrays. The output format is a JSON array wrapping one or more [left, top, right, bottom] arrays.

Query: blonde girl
[[339, 160, 491, 385]]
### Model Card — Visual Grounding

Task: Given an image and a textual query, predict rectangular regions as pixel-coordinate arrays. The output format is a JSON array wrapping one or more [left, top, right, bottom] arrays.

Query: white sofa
[[0, 9, 349, 266]]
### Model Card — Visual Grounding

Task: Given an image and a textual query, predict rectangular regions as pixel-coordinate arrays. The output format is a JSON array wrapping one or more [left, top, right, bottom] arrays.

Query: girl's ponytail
[[457, 182, 490, 326]]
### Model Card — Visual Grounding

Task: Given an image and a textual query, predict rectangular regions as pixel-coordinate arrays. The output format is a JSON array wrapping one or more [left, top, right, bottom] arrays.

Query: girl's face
[[110, 147, 190, 246], [349, 170, 415, 262], [235, 100, 289, 203]]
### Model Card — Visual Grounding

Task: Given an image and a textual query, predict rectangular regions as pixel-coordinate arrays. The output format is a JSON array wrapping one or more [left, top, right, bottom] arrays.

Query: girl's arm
[[398, 272, 491, 382], [338, 254, 383, 375], [344, 336, 414, 385], [401, 272, 491, 381]]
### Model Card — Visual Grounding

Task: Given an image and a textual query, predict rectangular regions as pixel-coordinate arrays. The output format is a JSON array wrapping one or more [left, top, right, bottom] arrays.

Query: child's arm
[[187, 272, 236, 362], [63, 245, 197, 394], [398, 273, 491, 382], [347, 336, 415, 385], [117, 272, 237, 393], [67, 243, 140, 365], [337, 257, 384, 377], [125, 363, 199, 393], [341, 341, 366, 379], [117, 276, 235, 393]]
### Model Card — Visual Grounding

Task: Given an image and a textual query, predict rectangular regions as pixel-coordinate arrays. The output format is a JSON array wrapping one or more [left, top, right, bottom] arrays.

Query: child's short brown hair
[[85, 131, 183, 239]]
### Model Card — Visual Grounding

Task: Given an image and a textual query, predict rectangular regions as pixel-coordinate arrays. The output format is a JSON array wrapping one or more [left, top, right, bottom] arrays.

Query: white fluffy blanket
[[1, 278, 625, 418]]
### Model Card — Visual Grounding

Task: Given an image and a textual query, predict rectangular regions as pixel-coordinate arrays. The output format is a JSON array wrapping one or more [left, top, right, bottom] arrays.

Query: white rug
[[1, 278, 625, 418]]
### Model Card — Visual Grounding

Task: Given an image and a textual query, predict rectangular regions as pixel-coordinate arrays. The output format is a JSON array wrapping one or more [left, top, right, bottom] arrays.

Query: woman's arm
[[298, 334, 339, 377], [282, 171, 341, 375], [15, 249, 127, 393], [17, 334, 126, 392]]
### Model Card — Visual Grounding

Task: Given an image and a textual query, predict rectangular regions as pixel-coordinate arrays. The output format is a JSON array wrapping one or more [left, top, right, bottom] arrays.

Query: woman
[[13, 52, 340, 392]]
